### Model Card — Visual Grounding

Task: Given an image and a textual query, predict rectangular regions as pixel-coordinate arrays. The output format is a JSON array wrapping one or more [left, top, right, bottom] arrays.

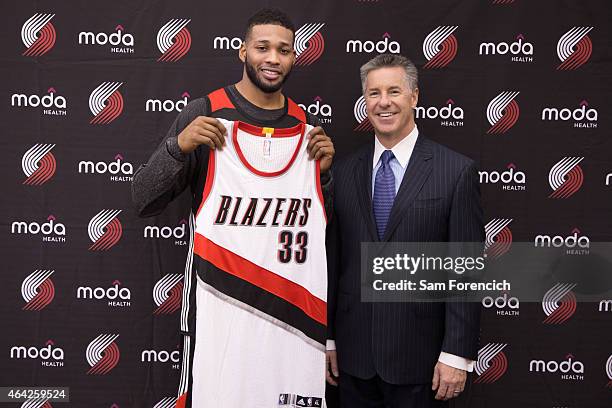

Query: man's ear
[[239, 42, 246, 63], [411, 88, 419, 108]]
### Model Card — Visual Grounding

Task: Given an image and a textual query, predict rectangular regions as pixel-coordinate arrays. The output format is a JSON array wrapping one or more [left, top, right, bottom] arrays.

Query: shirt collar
[[372, 125, 419, 169]]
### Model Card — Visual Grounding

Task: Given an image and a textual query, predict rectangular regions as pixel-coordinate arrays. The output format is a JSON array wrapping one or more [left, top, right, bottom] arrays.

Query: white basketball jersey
[[191, 119, 327, 407]]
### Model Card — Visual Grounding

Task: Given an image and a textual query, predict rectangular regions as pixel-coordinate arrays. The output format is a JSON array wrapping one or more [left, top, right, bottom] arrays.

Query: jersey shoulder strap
[[207, 88, 235, 112], [286, 97, 307, 123]]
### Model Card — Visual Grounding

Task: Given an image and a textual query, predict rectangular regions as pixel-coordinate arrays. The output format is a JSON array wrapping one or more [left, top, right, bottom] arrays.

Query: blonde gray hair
[[360, 53, 418, 93]]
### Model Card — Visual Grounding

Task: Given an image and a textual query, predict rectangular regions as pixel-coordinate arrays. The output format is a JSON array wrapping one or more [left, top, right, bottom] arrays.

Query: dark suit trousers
[[338, 371, 448, 408]]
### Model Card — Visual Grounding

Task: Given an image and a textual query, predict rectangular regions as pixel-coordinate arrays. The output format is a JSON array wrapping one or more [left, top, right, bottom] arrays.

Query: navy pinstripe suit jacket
[[327, 134, 484, 384]]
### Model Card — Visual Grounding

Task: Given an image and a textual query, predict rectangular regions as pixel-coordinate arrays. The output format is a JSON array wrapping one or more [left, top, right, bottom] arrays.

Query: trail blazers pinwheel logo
[[157, 19, 192, 62], [295, 23, 325, 66], [548, 157, 584, 199], [153, 274, 184, 315], [474, 343, 508, 383], [22, 144, 56, 185], [89, 82, 124, 124], [557, 27, 593, 70], [423, 26, 458, 69], [86, 334, 120, 374], [88, 209, 123, 251], [154, 397, 178, 408], [542, 283, 577, 324], [20, 400, 53, 408], [21, 13, 56, 56], [21, 269, 55, 311], [484, 218, 513, 259], [486, 91, 520, 134], [606, 354, 612, 388], [353, 95, 373, 131]]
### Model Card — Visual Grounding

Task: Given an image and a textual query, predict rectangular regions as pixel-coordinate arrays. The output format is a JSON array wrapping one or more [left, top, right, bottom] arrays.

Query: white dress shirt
[[327, 125, 475, 372]]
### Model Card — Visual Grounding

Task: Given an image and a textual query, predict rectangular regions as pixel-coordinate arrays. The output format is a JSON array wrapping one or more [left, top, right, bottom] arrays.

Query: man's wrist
[[326, 339, 336, 351], [166, 137, 186, 162]]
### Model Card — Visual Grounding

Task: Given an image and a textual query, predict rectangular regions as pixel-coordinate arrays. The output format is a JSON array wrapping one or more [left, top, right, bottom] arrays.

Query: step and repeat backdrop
[[1, 0, 611, 407]]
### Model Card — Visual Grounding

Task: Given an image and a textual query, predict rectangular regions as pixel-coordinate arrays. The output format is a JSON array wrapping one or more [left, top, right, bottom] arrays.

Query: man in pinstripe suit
[[325, 54, 483, 407]]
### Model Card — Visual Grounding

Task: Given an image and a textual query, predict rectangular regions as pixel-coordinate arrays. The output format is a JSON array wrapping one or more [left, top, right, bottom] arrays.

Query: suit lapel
[[355, 143, 379, 241], [382, 135, 433, 242]]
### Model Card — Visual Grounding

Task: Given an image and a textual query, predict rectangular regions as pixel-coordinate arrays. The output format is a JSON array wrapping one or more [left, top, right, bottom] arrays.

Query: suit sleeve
[[131, 99, 209, 217], [442, 161, 484, 360]]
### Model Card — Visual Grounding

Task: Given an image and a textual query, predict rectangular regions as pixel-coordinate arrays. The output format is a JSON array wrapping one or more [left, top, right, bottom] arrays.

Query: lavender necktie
[[373, 150, 396, 240]]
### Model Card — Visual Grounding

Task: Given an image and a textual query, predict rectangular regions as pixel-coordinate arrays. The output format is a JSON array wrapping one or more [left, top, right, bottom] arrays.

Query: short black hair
[[245, 8, 296, 42]]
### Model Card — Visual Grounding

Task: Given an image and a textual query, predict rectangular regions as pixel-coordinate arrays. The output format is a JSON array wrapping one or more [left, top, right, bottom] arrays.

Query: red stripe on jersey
[[208, 88, 235, 112], [287, 98, 307, 123], [194, 233, 326, 326], [233, 121, 306, 178]]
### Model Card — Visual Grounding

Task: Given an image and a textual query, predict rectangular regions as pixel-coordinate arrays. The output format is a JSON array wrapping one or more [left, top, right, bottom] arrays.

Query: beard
[[245, 55, 292, 94]]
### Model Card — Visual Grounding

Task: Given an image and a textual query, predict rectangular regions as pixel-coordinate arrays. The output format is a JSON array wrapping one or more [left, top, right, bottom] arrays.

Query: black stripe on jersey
[[193, 254, 326, 346]]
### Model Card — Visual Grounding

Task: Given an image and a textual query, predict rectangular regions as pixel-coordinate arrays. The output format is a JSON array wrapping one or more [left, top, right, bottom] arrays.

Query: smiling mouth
[[261, 68, 281, 80], [377, 112, 396, 118]]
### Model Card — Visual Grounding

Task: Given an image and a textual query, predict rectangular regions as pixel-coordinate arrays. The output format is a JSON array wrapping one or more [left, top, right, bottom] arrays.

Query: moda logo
[[295, 23, 325, 66], [11, 87, 67, 116], [482, 292, 519, 316], [474, 343, 508, 383], [22, 13, 56, 56], [534, 228, 590, 255], [86, 334, 120, 374], [77, 280, 131, 308], [542, 283, 577, 325], [548, 157, 584, 199], [484, 218, 513, 259], [479, 34, 534, 62], [22, 269, 55, 311], [11, 215, 66, 243], [298, 96, 332, 124], [423, 26, 458, 69], [88, 210, 123, 251], [415, 98, 463, 127], [479, 163, 526, 191], [557, 27, 593, 70], [144, 219, 187, 246], [541, 100, 597, 129], [529, 354, 584, 380], [486, 91, 520, 134], [606, 355, 612, 387], [346, 32, 400, 54], [78, 25, 134, 54], [607, 173, 612, 186], [213, 35, 243, 50], [141, 347, 180, 369], [153, 274, 184, 315], [600, 299, 612, 312], [22, 144, 57, 185], [157, 19, 191, 62], [353, 95, 373, 131], [78, 154, 133, 182], [10, 339, 64, 367], [146, 91, 190, 112], [89, 82, 124, 124], [154, 398, 178, 408]]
